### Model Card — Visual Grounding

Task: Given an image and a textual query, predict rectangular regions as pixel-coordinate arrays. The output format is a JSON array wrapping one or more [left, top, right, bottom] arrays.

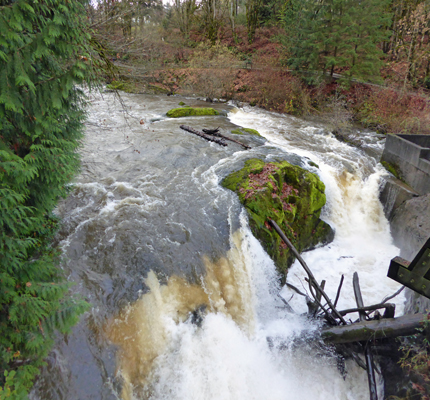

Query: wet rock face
[[222, 159, 334, 277]]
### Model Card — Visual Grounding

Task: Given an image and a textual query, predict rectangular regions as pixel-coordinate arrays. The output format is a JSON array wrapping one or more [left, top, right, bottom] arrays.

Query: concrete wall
[[389, 193, 430, 314], [381, 134, 430, 195]]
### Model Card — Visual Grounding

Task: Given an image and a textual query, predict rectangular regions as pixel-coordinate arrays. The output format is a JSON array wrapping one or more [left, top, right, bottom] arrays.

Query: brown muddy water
[[30, 91, 404, 400]]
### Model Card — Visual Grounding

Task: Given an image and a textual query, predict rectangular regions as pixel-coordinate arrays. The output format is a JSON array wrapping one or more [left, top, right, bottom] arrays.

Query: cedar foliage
[[0, 0, 94, 396]]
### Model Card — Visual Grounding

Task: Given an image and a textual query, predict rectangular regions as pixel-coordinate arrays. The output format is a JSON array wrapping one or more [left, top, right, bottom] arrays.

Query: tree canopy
[[283, 0, 391, 84]]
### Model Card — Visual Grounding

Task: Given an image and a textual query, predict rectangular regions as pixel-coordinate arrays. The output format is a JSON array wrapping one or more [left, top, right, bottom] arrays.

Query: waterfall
[[30, 92, 404, 400]]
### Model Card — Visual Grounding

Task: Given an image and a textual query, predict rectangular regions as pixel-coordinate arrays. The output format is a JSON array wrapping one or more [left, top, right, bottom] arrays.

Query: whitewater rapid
[[108, 103, 404, 399], [30, 92, 404, 400]]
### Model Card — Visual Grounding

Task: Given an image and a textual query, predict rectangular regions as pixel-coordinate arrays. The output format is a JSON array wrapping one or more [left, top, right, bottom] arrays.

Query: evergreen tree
[[0, 0, 94, 396], [284, 0, 391, 84], [246, 0, 261, 43]]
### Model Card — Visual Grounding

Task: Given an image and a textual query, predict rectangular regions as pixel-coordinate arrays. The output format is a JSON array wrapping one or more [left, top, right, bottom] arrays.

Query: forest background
[[1, 0, 430, 398], [95, 0, 430, 136]]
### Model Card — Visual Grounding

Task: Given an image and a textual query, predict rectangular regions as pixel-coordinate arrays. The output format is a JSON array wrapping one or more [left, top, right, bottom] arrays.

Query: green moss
[[381, 161, 403, 181], [243, 128, 261, 136], [106, 80, 135, 93], [222, 159, 334, 277], [166, 107, 220, 118], [178, 101, 186, 106], [231, 127, 261, 136], [147, 84, 170, 94]]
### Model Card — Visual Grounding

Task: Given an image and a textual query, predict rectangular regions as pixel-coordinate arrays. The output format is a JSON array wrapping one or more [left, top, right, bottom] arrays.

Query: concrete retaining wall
[[381, 134, 430, 195]]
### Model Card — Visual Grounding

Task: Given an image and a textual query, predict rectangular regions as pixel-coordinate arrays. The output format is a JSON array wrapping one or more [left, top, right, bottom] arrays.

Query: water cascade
[[30, 93, 404, 400]]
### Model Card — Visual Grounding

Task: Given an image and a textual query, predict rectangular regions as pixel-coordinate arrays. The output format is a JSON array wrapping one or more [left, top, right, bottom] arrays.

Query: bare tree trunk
[[404, 24, 419, 87]]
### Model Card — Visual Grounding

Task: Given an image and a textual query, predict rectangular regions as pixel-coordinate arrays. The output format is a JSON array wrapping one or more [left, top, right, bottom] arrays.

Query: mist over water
[[31, 92, 403, 400]]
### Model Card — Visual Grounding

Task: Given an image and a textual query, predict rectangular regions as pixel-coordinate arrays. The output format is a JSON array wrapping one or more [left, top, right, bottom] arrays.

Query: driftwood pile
[[269, 219, 424, 400], [179, 125, 251, 150]]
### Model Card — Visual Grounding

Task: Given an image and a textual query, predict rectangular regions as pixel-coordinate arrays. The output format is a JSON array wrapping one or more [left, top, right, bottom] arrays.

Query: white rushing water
[[144, 213, 371, 400], [32, 92, 404, 400], [116, 105, 404, 400], [228, 106, 404, 315]]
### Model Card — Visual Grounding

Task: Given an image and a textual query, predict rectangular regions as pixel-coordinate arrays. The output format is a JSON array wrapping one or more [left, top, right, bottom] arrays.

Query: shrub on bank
[[233, 69, 311, 115], [356, 87, 430, 134]]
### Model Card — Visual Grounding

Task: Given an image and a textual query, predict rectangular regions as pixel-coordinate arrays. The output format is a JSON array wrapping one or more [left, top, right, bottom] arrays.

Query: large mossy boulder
[[222, 159, 334, 277], [166, 107, 219, 118]]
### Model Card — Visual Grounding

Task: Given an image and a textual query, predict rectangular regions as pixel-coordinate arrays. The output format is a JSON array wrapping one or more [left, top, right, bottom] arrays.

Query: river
[[30, 91, 404, 400]]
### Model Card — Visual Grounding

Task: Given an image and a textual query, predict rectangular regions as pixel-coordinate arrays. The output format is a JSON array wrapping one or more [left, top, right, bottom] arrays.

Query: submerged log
[[202, 127, 251, 150], [179, 125, 227, 146], [321, 313, 427, 344], [202, 127, 220, 135]]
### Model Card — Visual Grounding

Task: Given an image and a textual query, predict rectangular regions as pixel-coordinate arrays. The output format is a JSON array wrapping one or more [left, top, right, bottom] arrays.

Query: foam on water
[[102, 103, 405, 400], [40, 92, 405, 400], [106, 211, 373, 400], [228, 106, 404, 315]]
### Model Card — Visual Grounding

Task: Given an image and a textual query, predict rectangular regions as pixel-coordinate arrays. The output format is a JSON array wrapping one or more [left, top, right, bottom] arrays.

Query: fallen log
[[179, 125, 227, 146], [202, 127, 220, 135], [269, 219, 347, 325], [337, 302, 395, 317], [321, 313, 427, 344], [202, 127, 251, 150]]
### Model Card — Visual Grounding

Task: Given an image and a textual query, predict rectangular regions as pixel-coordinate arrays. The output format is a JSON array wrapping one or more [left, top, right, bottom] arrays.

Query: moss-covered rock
[[106, 80, 135, 93], [231, 127, 261, 136], [222, 159, 334, 277], [166, 107, 219, 118]]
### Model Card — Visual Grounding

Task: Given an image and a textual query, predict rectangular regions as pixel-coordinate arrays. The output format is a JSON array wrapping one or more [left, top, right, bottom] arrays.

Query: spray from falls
[[105, 228, 257, 399]]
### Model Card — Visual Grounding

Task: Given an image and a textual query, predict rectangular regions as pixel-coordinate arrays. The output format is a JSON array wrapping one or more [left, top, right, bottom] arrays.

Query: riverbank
[[105, 25, 430, 138]]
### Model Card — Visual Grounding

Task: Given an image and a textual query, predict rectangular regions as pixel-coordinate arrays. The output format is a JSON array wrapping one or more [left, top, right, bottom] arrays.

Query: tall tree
[[246, 0, 261, 43], [173, 0, 198, 37], [285, 0, 391, 84], [0, 0, 93, 396]]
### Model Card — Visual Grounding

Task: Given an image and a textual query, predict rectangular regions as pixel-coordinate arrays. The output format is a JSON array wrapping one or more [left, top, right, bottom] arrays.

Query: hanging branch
[[277, 294, 295, 313], [381, 286, 405, 304], [334, 274, 344, 308], [285, 282, 319, 316], [286, 282, 308, 297], [269, 219, 347, 325]]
